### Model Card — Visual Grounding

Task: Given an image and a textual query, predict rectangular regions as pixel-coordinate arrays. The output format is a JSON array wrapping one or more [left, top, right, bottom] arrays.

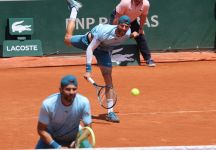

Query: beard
[[62, 94, 76, 104], [116, 28, 127, 37]]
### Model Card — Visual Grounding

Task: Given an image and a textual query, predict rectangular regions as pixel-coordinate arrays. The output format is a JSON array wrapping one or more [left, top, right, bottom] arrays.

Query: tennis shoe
[[146, 59, 156, 67], [67, 0, 82, 11], [106, 112, 120, 123]]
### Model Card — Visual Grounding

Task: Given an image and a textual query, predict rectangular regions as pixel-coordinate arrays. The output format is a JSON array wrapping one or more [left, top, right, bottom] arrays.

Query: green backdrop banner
[[3, 40, 43, 57], [0, 0, 215, 55]]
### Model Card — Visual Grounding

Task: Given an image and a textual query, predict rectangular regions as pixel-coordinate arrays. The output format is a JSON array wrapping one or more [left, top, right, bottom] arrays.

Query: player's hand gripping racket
[[76, 126, 96, 148], [86, 77, 117, 109]]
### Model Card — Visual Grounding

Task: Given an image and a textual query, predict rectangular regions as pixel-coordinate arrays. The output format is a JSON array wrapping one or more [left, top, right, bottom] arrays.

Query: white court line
[[119, 109, 216, 116], [19, 145, 216, 150], [89, 146, 216, 150]]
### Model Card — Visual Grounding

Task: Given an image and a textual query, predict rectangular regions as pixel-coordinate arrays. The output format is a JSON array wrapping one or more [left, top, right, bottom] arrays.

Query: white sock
[[70, 7, 78, 20], [107, 99, 114, 113], [78, 124, 83, 131]]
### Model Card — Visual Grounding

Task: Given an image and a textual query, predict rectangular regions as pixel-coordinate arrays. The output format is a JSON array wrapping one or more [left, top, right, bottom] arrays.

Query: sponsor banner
[[0, 0, 214, 54], [3, 40, 43, 57], [111, 45, 140, 66], [9, 18, 34, 35]]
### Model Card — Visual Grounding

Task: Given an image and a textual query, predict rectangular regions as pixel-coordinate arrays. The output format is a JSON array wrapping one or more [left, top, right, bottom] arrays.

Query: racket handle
[[87, 77, 95, 84]]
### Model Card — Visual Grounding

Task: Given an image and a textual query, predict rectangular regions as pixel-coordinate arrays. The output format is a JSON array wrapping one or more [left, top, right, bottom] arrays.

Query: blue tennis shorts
[[71, 35, 112, 67]]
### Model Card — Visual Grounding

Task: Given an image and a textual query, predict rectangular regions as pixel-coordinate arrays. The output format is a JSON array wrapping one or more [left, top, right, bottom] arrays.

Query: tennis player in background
[[65, 15, 139, 123], [110, 0, 156, 67], [64, 0, 82, 46], [35, 75, 92, 149]]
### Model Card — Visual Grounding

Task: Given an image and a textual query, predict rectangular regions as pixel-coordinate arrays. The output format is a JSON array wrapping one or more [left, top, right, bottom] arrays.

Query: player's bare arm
[[139, 14, 147, 35], [37, 122, 56, 146], [113, 12, 122, 25]]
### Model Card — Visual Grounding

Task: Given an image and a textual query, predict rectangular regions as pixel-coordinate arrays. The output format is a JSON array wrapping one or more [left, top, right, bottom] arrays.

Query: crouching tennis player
[[35, 75, 92, 149]]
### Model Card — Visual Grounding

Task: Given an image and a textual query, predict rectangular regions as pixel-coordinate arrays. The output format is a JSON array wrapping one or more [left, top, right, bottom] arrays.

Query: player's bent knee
[[64, 35, 73, 46]]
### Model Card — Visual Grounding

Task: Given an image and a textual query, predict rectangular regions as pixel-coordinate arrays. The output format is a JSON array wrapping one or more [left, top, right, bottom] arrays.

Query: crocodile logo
[[112, 48, 135, 64], [12, 20, 32, 33]]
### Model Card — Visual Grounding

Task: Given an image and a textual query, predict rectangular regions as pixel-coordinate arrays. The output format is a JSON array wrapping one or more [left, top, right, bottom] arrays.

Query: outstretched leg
[[99, 66, 120, 123], [94, 50, 120, 123], [64, 0, 82, 46]]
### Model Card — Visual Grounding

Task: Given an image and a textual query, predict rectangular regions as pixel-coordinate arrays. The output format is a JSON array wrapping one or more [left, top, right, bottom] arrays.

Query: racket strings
[[98, 87, 107, 106], [98, 87, 117, 109], [78, 127, 95, 148]]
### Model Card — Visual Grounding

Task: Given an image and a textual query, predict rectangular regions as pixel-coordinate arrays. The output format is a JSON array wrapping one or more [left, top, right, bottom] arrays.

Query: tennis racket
[[76, 126, 96, 148], [86, 77, 117, 109]]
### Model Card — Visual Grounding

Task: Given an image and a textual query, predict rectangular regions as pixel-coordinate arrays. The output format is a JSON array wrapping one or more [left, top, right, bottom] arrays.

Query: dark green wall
[[0, 0, 215, 55]]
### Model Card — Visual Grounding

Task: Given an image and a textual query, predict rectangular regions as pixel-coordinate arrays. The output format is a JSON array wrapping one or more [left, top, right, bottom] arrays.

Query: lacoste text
[[7, 45, 38, 51]]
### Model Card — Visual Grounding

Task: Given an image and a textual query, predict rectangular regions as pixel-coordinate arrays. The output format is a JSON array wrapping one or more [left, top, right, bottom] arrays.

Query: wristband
[[49, 140, 61, 149], [86, 64, 92, 72]]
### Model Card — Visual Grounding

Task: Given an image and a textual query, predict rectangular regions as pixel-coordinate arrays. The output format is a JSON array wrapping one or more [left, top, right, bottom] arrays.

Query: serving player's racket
[[76, 126, 96, 148], [86, 77, 117, 109]]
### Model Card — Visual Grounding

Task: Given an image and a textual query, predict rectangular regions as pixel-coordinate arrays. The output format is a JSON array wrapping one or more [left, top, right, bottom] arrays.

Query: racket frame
[[87, 77, 117, 109], [82, 126, 96, 147]]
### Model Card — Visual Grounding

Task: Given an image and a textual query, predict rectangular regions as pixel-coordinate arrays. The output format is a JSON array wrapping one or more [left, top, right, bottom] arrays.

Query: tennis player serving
[[65, 15, 138, 122]]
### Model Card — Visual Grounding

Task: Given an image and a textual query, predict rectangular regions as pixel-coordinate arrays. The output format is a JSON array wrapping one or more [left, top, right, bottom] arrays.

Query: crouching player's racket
[[76, 126, 96, 148], [86, 77, 117, 109]]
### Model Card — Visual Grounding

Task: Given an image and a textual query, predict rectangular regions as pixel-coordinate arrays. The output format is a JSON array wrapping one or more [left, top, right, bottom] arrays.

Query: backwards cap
[[118, 15, 131, 25], [60, 74, 78, 87]]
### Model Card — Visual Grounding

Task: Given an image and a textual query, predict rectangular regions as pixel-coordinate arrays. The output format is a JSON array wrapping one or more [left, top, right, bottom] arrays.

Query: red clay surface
[[0, 53, 216, 149]]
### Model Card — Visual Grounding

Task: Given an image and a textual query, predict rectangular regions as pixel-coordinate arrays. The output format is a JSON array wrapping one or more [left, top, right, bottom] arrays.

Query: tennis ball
[[131, 88, 140, 96]]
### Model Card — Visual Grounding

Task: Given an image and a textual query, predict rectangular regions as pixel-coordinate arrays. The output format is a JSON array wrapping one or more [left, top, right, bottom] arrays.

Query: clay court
[[0, 52, 216, 149]]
